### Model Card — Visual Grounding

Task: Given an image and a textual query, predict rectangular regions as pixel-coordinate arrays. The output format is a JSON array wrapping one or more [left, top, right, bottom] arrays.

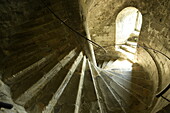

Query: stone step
[[116, 49, 135, 63], [74, 57, 87, 113], [100, 73, 148, 113], [102, 71, 153, 106], [4, 50, 55, 85], [4, 45, 72, 85], [3, 37, 71, 78], [25, 52, 79, 112], [94, 76, 109, 113], [120, 45, 136, 54], [7, 28, 67, 52], [42, 52, 83, 113], [9, 20, 63, 44], [79, 64, 99, 113], [111, 70, 149, 80], [96, 76, 125, 113], [107, 70, 153, 90], [3, 47, 49, 78], [100, 75, 132, 113], [103, 60, 114, 69], [51, 58, 83, 113], [88, 60, 106, 113], [10, 14, 55, 37], [102, 61, 108, 69], [9, 47, 76, 100], [105, 58, 133, 71], [6, 0, 67, 36], [126, 41, 137, 48], [15, 49, 80, 106]]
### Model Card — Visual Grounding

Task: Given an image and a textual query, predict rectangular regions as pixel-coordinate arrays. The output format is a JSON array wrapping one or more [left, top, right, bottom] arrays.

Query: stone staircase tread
[[104, 58, 133, 70], [74, 56, 87, 113], [107, 70, 153, 90], [5, 51, 56, 85], [102, 61, 108, 69], [102, 71, 153, 106], [103, 70, 152, 95], [126, 41, 137, 47], [10, 48, 76, 100], [111, 70, 150, 79], [42, 52, 83, 113], [116, 49, 135, 63], [96, 76, 125, 113], [53, 60, 83, 113], [10, 20, 62, 42], [15, 49, 78, 106], [79, 64, 99, 113], [94, 77, 109, 113], [100, 74, 146, 113], [5, 45, 72, 85], [11, 14, 55, 36], [104, 60, 115, 69], [120, 45, 136, 54], [88, 60, 106, 113], [8, 0, 65, 33]]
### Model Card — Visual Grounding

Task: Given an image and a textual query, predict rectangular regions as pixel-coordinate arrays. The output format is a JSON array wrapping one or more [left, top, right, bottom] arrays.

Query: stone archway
[[115, 7, 142, 46], [115, 7, 142, 62]]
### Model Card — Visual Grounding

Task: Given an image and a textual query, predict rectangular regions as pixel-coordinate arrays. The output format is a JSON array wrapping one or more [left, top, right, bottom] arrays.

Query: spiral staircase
[[0, 0, 169, 113], [0, 46, 157, 113]]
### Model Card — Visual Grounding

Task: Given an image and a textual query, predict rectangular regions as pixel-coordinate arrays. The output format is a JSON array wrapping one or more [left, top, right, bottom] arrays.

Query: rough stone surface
[[0, 80, 27, 113], [0, 0, 83, 79], [82, 0, 170, 112], [0, 0, 169, 112], [0, 0, 85, 112], [136, 0, 170, 111]]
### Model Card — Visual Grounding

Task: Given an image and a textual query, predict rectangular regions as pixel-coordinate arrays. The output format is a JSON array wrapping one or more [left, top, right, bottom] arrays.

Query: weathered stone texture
[[0, 80, 27, 113], [0, 0, 84, 112], [0, 0, 169, 112], [136, 47, 159, 93], [0, 0, 83, 77], [138, 0, 170, 91], [85, 0, 170, 112], [137, 0, 170, 111]]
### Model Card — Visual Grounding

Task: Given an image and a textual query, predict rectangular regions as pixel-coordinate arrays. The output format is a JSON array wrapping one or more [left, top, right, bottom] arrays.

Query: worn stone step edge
[[103, 71, 153, 106], [74, 56, 87, 113], [88, 60, 106, 113], [120, 45, 136, 54], [102, 61, 108, 69], [42, 51, 83, 113], [96, 76, 125, 113], [99, 75, 128, 113], [103, 60, 114, 69], [15, 48, 78, 106], [103, 70, 152, 95], [107, 70, 153, 90], [101, 73, 148, 112]]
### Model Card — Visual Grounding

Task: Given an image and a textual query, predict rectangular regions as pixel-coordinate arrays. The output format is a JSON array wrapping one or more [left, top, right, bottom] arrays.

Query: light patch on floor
[[116, 48, 135, 63], [104, 58, 133, 71]]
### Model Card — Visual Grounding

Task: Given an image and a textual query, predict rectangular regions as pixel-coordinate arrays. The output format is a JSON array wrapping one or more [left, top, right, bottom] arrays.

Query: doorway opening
[[115, 7, 142, 62]]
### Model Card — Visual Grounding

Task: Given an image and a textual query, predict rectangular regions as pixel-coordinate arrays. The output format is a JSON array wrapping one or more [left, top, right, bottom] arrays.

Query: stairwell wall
[[136, 0, 170, 112]]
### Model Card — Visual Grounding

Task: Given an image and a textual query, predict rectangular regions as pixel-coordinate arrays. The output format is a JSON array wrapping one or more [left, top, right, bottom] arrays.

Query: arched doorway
[[115, 7, 142, 62]]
